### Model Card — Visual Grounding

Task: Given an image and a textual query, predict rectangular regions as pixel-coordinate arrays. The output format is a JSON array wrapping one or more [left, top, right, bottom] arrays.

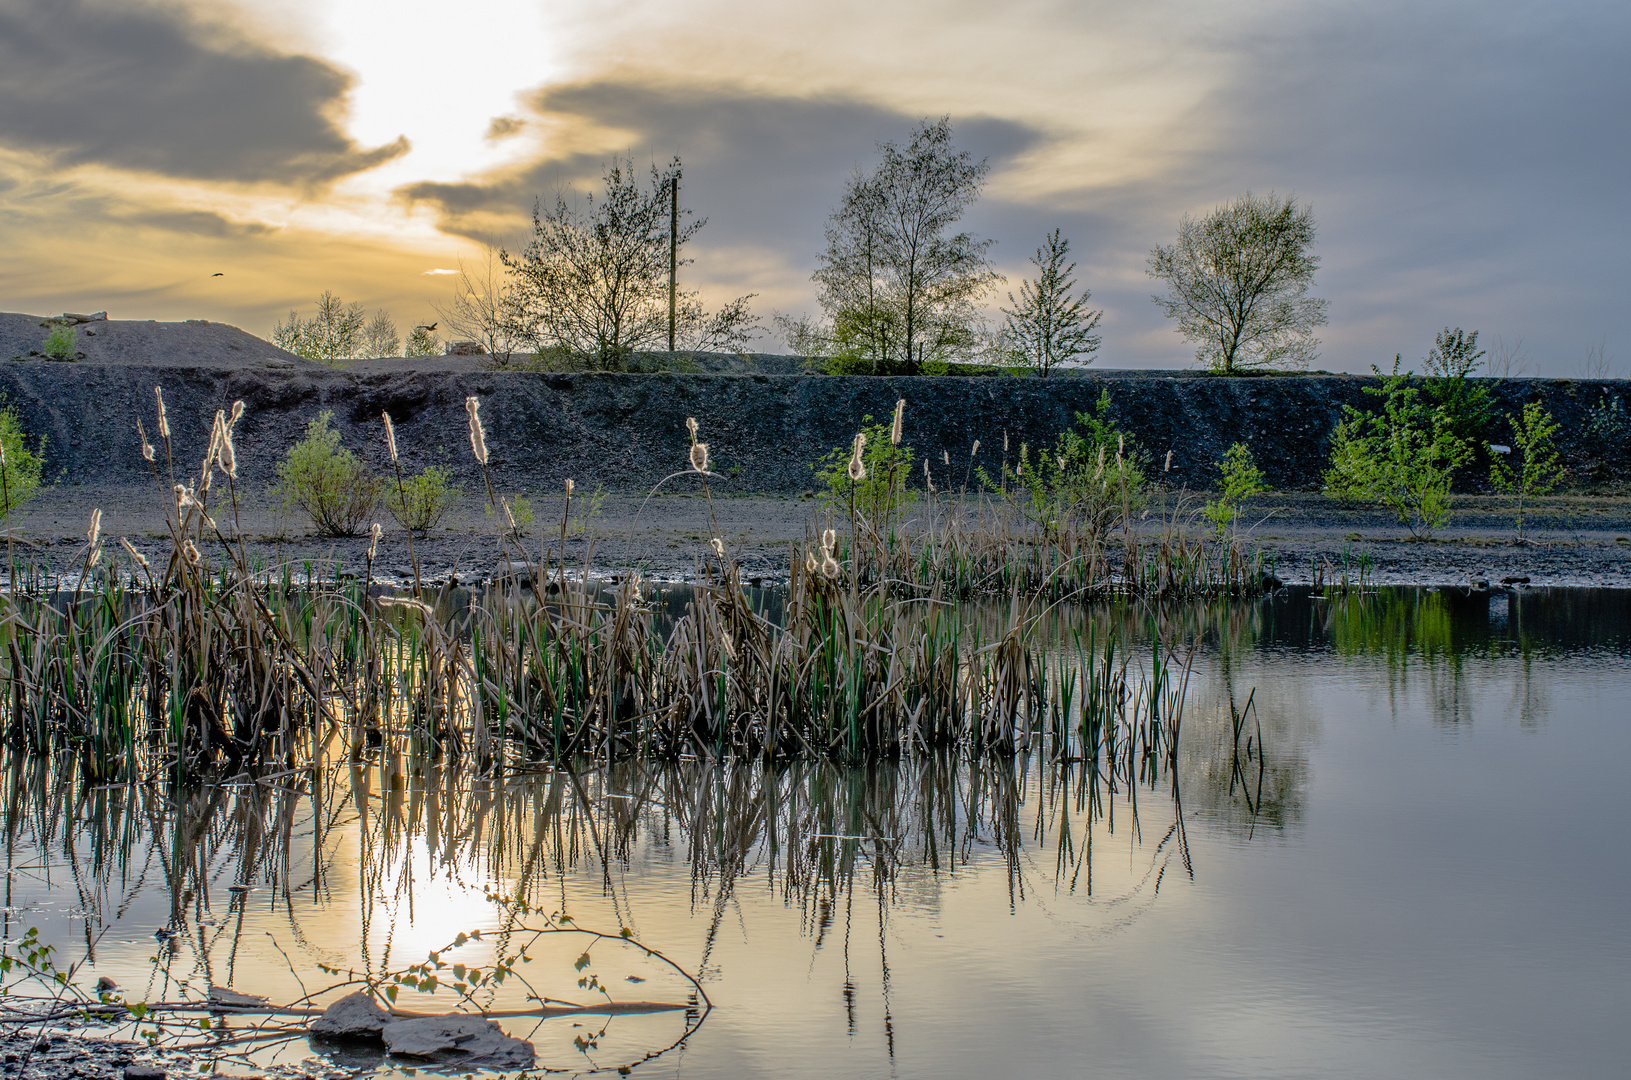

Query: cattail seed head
[[565, 478, 575, 495], [120, 537, 149, 571], [367, 522, 382, 562], [229, 400, 245, 426], [137, 419, 155, 463], [805, 550, 818, 573], [689, 441, 710, 473], [382, 411, 399, 464], [820, 553, 841, 581], [943, 449, 950, 466], [1118, 433, 1125, 455], [183, 539, 201, 566], [86, 508, 101, 548], [890, 399, 905, 445], [465, 396, 488, 465], [218, 413, 237, 479], [970, 440, 980, 458], [821, 528, 837, 554], [1164, 449, 1174, 473], [847, 432, 867, 481], [686, 416, 698, 440], [1003, 431, 1009, 453], [154, 387, 169, 441], [710, 537, 725, 558], [924, 459, 936, 493]]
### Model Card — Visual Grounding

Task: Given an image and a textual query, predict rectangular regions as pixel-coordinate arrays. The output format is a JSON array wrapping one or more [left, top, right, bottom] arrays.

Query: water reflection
[[0, 586, 1626, 1077]]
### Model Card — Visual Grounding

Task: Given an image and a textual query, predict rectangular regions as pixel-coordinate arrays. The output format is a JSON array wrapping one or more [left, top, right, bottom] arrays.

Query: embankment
[[1, 360, 1625, 494]]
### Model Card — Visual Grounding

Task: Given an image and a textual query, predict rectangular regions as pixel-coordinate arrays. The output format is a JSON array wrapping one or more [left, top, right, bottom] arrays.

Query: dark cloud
[[399, 81, 1042, 256], [0, 0, 407, 184], [132, 209, 277, 238]]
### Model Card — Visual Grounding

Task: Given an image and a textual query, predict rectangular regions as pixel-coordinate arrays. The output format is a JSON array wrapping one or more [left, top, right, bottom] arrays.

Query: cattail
[[1003, 431, 1009, 453], [1057, 455, 1066, 474], [500, 496, 518, 534], [465, 396, 488, 465], [119, 537, 149, 571], [1118, 433, 1124, 456], [229, 400, 244, 426], [368, 522, 382, 562], [890, 399, 905, 445], [924, 459, 935, 493], [690, 441, 710, 473], [218, 413, 237, 479], [136, 420, 155, 463], [821, 552, 841, 580], [1164, 449, 1174, 473], [86, 508, 101, 549], [970, 440, 980, 458], [943, 449, 950, 466], [686, 416, 699, 442], [822, 528, 837, 554], [203, 409, 224, 481], [847, 432, 867, 481], [154, 387, 169, 441], [565, 478, 575, 495], [805, 550, 818, 573], [382, 411, 398, 464], [182, 539, 201, 566], [710, 537, 725, 559]]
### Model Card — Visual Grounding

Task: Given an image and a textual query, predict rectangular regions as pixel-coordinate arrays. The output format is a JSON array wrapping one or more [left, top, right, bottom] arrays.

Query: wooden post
[[668, 166, 680, 353]]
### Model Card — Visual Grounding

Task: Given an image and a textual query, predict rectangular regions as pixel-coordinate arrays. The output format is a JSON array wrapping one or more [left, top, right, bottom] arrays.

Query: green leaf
[[619, 927, 632, 939], [574, 952, 591, 972]]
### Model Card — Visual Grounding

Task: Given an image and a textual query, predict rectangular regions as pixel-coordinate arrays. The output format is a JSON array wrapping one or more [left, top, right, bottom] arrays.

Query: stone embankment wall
[[1, 363, 1624, 494]]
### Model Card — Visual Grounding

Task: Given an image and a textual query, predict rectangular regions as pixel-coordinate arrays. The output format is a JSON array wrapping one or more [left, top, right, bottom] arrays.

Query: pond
[[2, 586, 1627, 1079]]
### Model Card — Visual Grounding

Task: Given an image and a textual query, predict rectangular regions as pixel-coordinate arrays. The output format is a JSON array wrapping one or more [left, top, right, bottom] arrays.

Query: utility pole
[[668, 162, 680, 353]]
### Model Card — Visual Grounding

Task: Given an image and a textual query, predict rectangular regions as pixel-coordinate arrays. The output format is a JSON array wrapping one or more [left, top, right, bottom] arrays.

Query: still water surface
[[4, 587, 1628, 1079]]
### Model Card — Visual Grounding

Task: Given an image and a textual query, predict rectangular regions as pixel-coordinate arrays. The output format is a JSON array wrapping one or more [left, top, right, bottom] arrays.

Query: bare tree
[[1581, 338, 1612, 379], [1148, 191, 1327, 373], [1485, 333, 1531, 377], [433, 245, 519, 365], [360, 310, 399, 358], [501, 157, 758, 369], [810, 117, 1000, 374], [1002, 229, 1102, 376]]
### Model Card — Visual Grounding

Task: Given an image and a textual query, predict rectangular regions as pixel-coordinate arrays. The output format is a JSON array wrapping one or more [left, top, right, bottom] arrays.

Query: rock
[[94, 976, 118, 993], [448, 340, 484, 356], [309, 991, 394, 1041], [1501, 575, 1531, 585], [124, 1065, 165, 1080], [382, 1015, 534, 1068]]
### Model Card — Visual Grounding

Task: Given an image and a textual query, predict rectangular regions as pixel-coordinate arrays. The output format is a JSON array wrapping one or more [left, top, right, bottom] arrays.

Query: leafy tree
[[272, 292, 404, 363], [1148, 191, 1328, 373], [807, 117, 1000, 375], [1002, 230, 1102, 376], [0, 403, 44, 519], [1203, 443, 1268, 537], [1421, 327, 1492, 470], [405, 325, 440, 356], [1490, 402, 1565, 541], [501, 157, 758, 370], [1323, 361, 1471, 538], [434, 246, 519, 364]]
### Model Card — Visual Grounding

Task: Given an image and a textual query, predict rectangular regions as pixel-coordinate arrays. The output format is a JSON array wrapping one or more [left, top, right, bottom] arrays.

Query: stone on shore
[[309, 991, 394, 1040], [381, 1015, 534, 1068]]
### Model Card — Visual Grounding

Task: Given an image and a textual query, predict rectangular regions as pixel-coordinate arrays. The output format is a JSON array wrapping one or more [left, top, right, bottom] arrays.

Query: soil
[[1, 312, 1628, 589]]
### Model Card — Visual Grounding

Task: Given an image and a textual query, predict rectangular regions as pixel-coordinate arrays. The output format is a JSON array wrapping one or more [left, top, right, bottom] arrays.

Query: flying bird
[[211, 272, 224, 277], [415, 322, 437, 332]]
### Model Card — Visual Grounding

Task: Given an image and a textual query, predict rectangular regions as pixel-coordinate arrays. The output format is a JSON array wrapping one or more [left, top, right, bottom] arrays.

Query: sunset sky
[[0, 0, 1623, 374]]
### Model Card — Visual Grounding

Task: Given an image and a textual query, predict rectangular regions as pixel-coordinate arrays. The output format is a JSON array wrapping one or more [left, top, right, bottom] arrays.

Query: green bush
[[386, 465, 458, 534], [1490, 402, 1565, 541], [1323, 362, 1470, 537], [813, 414, 916, 523], [1202, 442, 1268, 537], [0, 403, 44, 519], [273, 411, 382, 537], [41, 324, 76, 361]]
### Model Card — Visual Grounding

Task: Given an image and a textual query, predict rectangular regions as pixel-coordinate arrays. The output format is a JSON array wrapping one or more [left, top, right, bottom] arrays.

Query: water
[[3, 587, 1628, 1079]]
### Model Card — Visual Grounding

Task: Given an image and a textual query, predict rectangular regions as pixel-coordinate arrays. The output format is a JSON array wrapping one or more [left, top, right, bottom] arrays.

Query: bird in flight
[[415, 322, 438, 332], [211, 272, 224, 277]]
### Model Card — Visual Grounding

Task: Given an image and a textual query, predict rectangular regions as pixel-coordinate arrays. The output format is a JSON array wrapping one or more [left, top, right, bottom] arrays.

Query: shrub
[[1323, 361, 1470, 538], [1490, 402, 1565, 541], [41, 324, 76, 361], [385, 465, 458, 534], [0, 403, 44, 519], [1202, 442, 1268, 537], [273, 411, 382, 537], [813, 413, 916, 524]]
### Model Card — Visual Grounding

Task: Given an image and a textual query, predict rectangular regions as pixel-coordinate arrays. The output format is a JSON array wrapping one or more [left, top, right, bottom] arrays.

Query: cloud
[[423, 268, 459, 275], [131, 209, 277, 239], [0, 0, 408, 185], [398, 80, 1042, 257], [485, 116, 525, 141]]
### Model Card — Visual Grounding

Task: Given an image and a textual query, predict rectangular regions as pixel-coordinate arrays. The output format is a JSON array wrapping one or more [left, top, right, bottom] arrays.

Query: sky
[[0, 0, 1624, 375]]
